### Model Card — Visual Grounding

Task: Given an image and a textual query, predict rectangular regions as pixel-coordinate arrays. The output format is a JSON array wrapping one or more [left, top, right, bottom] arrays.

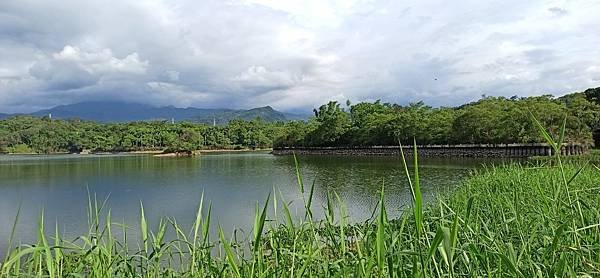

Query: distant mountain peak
[[0, 101, 309, 123], [249, 106, 275, 111]]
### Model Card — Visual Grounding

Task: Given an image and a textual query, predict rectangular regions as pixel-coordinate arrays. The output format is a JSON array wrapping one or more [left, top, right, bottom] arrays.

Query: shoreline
[[272, 144, 589, 158], [1, 148, 273, 156], [197, 148, 272, 153], [153, 148, 273, 157]]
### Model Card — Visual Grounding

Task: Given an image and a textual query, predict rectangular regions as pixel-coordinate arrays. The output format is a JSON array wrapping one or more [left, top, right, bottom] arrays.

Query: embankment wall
[[272, 144, 589, 158]]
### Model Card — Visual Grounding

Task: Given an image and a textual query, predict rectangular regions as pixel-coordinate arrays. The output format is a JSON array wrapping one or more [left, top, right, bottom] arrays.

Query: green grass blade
[[272, 185, 278, 224], [529, 111, 557, 150], [219, 225, 241, 278], [202, 202, 212, 246], [465, 196, 475, 224], [398, 141, 414, 200], [427, 226, 444, 262], [4, 201, 21, 264], [448, 212, 459, 272], [498, 252, 520, 276], [253, 192, 270, 252], [413, 138, 423, 234], [335, 192, 347, 255], [140, 202, 148, 253], [277, 188, 294, 231], [558, 115, 567, 147], [326, 191, 335, 224], [305, 177, 316, 220], [376, 185, 386, 277], [567, 161, 589, 185], [293, 153, 304, 194], [193, 191, 204, 247], [37, 211, 55, 278]]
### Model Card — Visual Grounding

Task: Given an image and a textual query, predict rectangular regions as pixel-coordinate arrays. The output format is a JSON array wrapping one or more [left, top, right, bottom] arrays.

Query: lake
[[0, 152, 500, 252]]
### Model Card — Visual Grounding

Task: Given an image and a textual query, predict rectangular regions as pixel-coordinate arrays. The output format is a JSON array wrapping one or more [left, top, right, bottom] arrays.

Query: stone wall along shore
[[272, 143, 589, 158]]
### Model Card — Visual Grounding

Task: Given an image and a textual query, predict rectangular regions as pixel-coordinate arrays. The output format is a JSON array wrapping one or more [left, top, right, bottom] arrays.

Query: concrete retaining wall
[[272, 144, 589, 158]]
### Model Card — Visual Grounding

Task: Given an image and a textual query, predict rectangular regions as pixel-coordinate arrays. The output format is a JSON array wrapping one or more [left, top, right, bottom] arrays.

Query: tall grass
[[1, 122, 600, 276], [531, 149, 600, 165]]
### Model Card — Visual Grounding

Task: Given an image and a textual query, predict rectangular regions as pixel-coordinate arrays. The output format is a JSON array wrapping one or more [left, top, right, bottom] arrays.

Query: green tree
[[305, 101, 351, 146]]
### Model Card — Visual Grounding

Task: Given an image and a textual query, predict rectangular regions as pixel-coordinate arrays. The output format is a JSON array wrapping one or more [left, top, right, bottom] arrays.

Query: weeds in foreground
[[1, 118, 599, 277]]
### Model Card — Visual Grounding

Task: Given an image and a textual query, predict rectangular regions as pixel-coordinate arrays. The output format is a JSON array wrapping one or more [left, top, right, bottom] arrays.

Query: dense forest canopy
[[0, 118, 283, 154], [1, 88, 599, 154], [277, 88, 600, 148]]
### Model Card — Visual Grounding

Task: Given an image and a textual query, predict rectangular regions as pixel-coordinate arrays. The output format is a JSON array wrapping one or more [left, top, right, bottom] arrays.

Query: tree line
[[275, 88, 600, 147], [1, 87, 598, 154], [0, 117, 283, 154]]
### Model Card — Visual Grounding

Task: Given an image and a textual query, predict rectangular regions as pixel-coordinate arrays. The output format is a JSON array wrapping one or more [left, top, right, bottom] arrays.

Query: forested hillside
[[0, 101, 301, 124]]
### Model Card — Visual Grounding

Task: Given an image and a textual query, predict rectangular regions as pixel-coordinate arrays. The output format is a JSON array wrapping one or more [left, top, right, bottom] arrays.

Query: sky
[[0, 0, 599, 113]]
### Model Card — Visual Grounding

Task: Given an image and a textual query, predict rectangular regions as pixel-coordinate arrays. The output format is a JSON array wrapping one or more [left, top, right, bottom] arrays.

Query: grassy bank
[[531, 149, 600, 164], [1, 154, 599, 277]]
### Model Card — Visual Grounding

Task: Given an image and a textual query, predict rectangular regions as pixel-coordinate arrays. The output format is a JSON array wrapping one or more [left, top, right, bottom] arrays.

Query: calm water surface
[[0, 152, 503, 251]]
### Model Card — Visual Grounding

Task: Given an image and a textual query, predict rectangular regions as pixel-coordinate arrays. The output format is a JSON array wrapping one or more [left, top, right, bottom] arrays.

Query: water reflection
[[0, 152, 496, 254]]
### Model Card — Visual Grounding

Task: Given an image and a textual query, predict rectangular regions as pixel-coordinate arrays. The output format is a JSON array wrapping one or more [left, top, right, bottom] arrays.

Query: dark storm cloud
[[0, 0, 599, 113]]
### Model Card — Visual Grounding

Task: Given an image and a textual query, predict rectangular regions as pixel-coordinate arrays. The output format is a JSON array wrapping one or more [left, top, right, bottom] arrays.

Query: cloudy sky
[[0, 0, 599, 113]]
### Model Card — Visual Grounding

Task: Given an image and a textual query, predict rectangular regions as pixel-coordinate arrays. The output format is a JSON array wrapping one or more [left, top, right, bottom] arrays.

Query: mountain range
[[0, 101, 308, 124]]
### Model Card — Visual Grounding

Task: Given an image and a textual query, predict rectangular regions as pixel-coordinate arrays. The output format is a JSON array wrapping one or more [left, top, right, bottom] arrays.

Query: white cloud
[[232, 66, 300, 90], [0, 0, 599, 113], [164, 70, 180, 82], [53, 45, 148, 75]]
